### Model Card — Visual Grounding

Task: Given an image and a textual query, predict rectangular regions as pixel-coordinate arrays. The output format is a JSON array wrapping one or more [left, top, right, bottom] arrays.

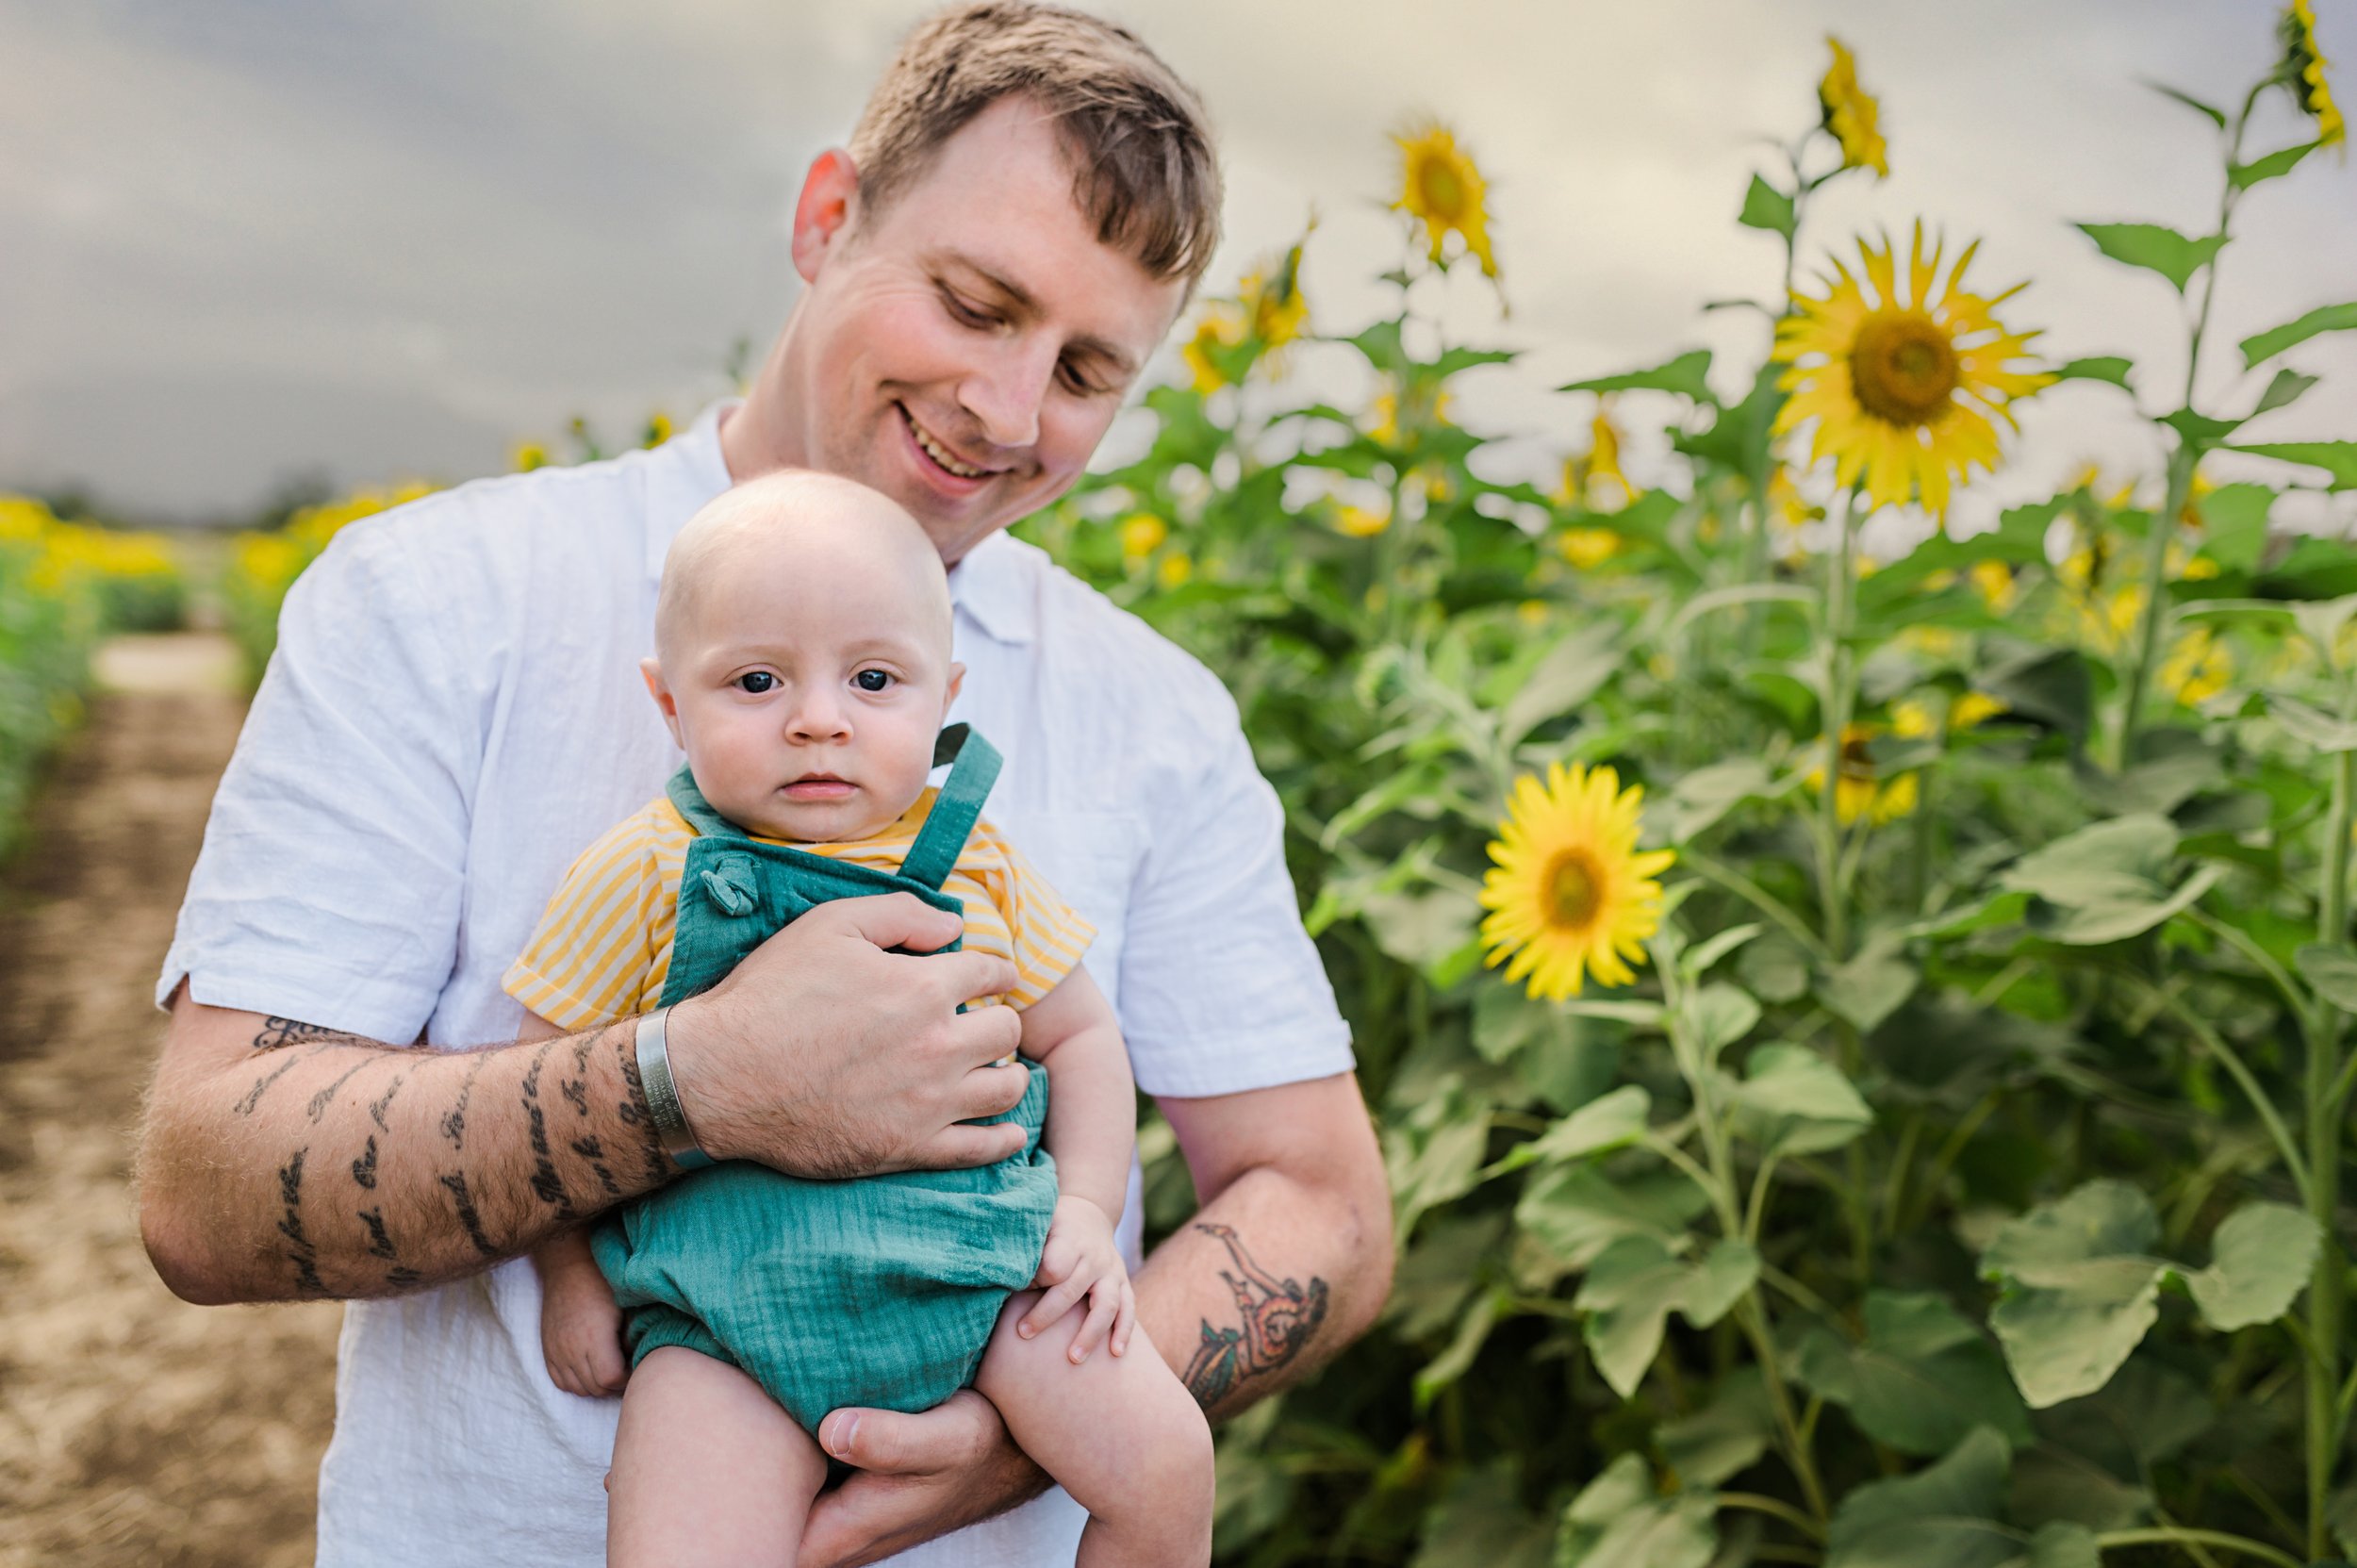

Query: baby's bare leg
[[975, 1290, 1214, 1568], [608, 1345, 827, 1568]]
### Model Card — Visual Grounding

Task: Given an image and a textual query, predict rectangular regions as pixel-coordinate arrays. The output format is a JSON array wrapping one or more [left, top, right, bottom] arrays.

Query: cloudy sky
[[2, 0, 2350, 522]]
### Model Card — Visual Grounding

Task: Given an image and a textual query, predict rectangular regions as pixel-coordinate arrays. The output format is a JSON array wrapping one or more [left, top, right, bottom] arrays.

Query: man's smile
[[899, 404, 1002, 484]]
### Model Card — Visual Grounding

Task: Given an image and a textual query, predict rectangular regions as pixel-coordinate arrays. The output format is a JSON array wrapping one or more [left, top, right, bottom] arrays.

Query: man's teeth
[[907, 413, 985, 479]]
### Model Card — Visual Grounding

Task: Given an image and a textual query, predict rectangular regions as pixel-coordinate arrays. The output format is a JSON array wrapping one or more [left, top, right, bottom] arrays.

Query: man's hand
[[798, 1391, 1048, 1568], [669, 892, 1031, 1178]]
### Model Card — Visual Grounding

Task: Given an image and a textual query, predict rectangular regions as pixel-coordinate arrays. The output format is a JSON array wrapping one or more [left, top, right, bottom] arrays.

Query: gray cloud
[[1, 0, 2349, 519]]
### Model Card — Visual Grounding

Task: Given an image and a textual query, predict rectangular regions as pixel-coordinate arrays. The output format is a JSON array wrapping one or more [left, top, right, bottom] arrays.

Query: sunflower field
[[208, 10, 2357, 1565], [1026, 10, 2357, 1566], [0, 495, 189, 849]]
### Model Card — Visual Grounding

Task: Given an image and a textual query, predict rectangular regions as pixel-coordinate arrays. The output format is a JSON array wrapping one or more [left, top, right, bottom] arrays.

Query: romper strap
[[900, 724, 1001, 892], [665, 764, 741, 840]]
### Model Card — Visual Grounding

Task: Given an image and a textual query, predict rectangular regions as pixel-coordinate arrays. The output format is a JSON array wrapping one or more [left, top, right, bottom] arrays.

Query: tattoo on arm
[[351, 1135, 379, 1189], [1178, 1222, 1330, 1411], [232, 1040, 342, 1117], [275, 1149, 327, 1297], [611, 1023, 668, 1184], [519, 1040, 578, 1220], [305, 1058, 374, 1123], [253, 1016, 369, 1052], [356, 1206, 398, 1260], [440, 1050, 491, 1150], [560, 1037, 621, 1197], [437, 1170, 500, 1259], [368, 1073, 404, 1131]]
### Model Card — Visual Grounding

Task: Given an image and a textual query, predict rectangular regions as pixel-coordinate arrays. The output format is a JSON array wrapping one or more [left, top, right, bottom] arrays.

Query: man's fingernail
[[827, 1414, 859, 1457]]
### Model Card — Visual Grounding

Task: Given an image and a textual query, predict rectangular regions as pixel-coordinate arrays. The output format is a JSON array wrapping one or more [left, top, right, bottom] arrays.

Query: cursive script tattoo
[[253, 1016, 367, 1052], [305, 1058, 373, 1123], [357, 1206, 398, 1261], [612, 1023, 667, 1183], [438, 1170, 499, 1259], [351, 1134, 379, 1190], [232, 1040, 341, 1117], [1179, 1222, 1329, 1411], [440, 1050, 491, 1150], [276, 1149, 326, 1296], [519, 1041, 577, 1218], [560, 1037, 620, 1196], [368, 1073, 404, 1131]]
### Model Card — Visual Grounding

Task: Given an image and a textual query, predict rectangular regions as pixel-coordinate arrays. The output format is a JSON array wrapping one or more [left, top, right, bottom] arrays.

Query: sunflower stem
[[1813, 488, 1859, 964], [2305, 738, 2354, 1559]]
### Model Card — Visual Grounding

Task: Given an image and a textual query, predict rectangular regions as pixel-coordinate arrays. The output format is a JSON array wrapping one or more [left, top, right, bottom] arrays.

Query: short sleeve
[[979, 832, 1096, 1010], [1117, 708, 1356, 1098], [502, 810, 671, 1031], [157, 520, 476, 1042]]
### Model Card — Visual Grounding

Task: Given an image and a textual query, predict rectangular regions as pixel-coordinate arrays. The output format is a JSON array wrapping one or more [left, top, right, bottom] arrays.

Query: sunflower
[[2161, 628, 2234, 705], [1118, 513, 1168, 560], [1558, 406, 1636, 511], [642, 411, 675, 449], [1393, 120, 1497, 278], [1559, 528, 1621, 570], [1478, 763, 1675, 1000], [2282, 0, 2347, 149], [1242, 245, 1310, 355], [1819, 37, 1890, 178], [1181, 307, 1246, 395], [1773, 224, 2052, 518], [1332, 503, 1390, 538], [511, 441, 549, 473], [1806, 723, 1919, 826]]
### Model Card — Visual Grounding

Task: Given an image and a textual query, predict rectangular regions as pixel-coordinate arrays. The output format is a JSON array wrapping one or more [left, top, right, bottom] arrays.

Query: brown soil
[[0, 635, 337, 1567]]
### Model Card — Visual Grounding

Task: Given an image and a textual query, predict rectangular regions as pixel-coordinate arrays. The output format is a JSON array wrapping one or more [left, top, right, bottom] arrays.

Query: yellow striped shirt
[[503, 788, 1094, 1032]]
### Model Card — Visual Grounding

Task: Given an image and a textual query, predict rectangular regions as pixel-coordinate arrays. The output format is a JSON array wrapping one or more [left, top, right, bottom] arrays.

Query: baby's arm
[[1013, 966, 1138, 1362], [516, 1007, 630, 1397]]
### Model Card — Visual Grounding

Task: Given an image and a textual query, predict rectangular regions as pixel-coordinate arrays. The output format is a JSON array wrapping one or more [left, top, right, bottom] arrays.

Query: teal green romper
[[589, 725, 1060, 1435]]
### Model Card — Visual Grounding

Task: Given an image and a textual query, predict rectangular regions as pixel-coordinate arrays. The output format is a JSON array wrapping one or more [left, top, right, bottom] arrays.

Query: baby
[[506, 470, 1213, 1567]]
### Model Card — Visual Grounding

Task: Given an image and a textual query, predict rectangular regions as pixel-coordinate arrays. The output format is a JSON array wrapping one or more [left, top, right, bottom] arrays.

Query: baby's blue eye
[[736, 671, 777, 694], [854, 669, 892, 693]]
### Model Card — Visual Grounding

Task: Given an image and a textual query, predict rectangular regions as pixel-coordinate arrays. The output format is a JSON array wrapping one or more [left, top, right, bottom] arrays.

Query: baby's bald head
[[653, 469, 952, 671]]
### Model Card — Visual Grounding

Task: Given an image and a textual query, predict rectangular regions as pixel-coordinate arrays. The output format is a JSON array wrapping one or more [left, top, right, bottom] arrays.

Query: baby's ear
[[641, 658, 685, 747], [943, 660, 965, 712]]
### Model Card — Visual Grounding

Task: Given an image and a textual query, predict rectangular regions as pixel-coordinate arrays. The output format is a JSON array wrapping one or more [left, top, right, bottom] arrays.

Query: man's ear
[[790, 148, 861, 284], [943, 660, 965, 716], [641, 657, 686, 751]]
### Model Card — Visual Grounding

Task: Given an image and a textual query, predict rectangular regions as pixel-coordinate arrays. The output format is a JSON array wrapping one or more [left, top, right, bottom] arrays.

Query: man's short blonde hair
[[849, 2, 1222, 287]]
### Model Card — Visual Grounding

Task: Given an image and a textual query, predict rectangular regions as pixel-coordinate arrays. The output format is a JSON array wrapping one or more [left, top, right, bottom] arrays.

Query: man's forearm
[[1131, 1160, 1391, 1420], [140, 1004, 670, 1304]]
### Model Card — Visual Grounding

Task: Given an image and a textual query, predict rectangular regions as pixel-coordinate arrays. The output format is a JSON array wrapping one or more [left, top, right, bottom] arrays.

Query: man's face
[[778, 96, 1189, 564]]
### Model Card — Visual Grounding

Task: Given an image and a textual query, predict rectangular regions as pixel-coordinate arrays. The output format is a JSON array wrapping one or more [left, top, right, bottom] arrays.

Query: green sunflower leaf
[[1738, 173, 1797, 240], [1794, 1292, 2034, 1457], [2240, 301, 2357, 369], [2074, 223, 2226, 293], [1575, 1235, 1760, 1397], [2184, 1202, 2320, 1330], [1515, 1164, 1711, 1269], [2142, 79, 2227, 128], [1824, 1428, 2019, 1568], [2298, 944, 2357, 1013], [2233, 440, 2357, 489], [2229, 139, 2323, 190], [2053, 356, 2134, 389], [2254, 368, 2318, 416], [1979, 1181, 2165, 1407], [1560, 349, 1716, 403], [1730, 1043, 1873, 1155], [1556, 1454, 1719, 1568]]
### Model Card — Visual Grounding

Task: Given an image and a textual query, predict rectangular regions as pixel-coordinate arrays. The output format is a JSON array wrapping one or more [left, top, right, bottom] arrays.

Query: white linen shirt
[[157, 402, 1354, 1568]]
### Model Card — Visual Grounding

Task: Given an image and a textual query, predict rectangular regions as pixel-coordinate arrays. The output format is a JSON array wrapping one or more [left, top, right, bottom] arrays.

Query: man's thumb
[[819, 1406, 927, 1472], [828, 891, 963, 957]]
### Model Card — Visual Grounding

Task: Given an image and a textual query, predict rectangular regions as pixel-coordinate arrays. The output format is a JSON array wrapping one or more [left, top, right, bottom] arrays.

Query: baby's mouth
[[782, 775, 856, 800]]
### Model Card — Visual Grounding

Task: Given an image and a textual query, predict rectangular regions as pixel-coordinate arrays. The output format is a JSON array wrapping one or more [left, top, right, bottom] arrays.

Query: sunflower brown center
[[1418, 158, 1466, 223], [1850, 309, 1958, 427], [1545, 850, 1604, 932]]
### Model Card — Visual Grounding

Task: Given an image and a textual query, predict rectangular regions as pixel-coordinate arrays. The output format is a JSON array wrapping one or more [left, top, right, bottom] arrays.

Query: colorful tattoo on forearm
[[1180, 1221, 1330, 1410]]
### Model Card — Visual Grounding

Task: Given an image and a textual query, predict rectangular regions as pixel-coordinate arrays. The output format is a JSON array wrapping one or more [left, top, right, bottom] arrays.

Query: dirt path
[[0, 634, 337, 1567]]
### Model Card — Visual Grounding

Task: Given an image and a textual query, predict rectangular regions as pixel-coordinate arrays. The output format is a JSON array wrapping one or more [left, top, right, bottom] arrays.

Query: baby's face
[[648, 522, 959, 844]]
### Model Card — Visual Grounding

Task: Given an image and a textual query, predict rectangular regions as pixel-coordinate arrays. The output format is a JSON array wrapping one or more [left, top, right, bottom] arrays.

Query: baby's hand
[[1019, 1195, 1134, 1364], [540, 1267, 630, 1398]]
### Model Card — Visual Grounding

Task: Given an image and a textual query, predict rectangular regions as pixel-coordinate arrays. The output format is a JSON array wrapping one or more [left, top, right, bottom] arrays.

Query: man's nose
[[957, 336, 1056, 453]]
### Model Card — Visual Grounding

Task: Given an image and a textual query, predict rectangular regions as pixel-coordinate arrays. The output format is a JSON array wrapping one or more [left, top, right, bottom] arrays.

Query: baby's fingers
[[1019, 1272, 1089, 1339], [1111, 1277, 1137, 1358], [1031, 1230, 1078, 1290], [1068, 1278, 1119, 1364]]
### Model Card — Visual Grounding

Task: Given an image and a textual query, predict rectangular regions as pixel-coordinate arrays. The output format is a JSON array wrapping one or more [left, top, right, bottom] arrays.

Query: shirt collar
[[948, 532, 1037, 646], [642, 399, 739, 583], [644, 398, 1036, 648]]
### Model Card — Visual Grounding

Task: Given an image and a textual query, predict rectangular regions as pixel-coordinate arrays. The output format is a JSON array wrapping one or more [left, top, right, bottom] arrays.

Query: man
[[137, 6, 1393, 1566]]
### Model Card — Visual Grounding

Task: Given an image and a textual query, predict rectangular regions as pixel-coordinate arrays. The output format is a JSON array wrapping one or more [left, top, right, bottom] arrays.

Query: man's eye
[[736, 672, 778, 694], [943, 290, 994, 328], [853, 669, 893, 693]]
